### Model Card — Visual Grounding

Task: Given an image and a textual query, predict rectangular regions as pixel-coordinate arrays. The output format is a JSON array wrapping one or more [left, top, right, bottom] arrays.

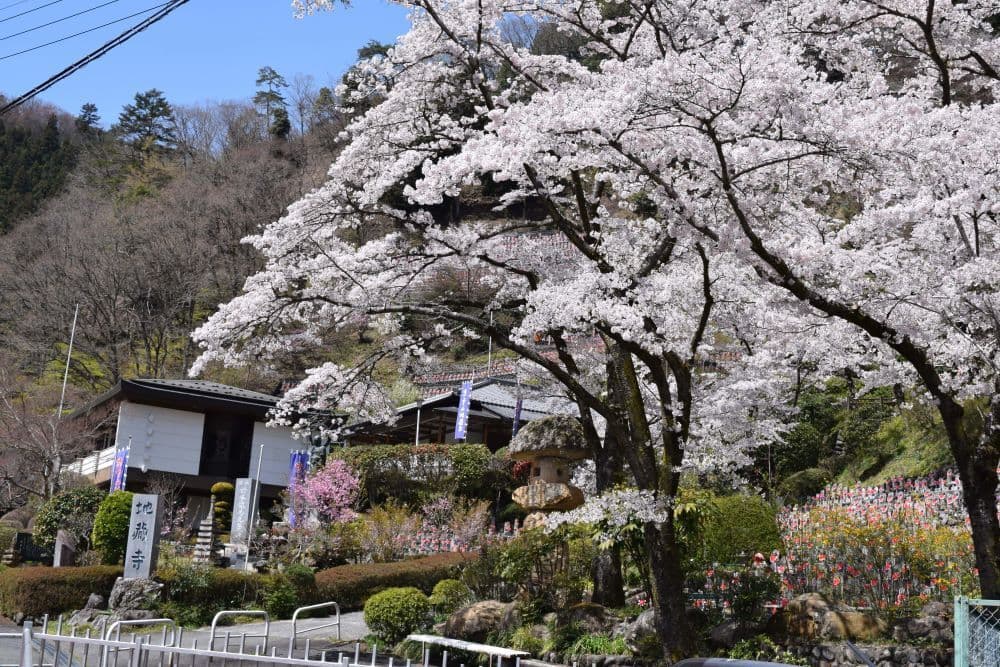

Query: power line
[[1, 0, 124, 41], [0, 0, 67, 25], [0, 0, 34, 14], [0, 0, 191, 115], [0, 1, 168, 61]]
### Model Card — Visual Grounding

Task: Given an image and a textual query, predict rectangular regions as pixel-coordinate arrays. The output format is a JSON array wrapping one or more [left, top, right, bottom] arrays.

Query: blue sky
[[0, 0, 411, 123]]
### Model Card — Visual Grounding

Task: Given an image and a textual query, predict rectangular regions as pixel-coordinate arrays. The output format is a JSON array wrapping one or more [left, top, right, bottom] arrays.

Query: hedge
[[315, 552, 475, 610], [0, 565, 122, 617]]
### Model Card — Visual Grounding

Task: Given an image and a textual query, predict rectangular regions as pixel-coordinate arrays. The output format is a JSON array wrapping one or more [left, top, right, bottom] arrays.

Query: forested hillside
[[0, 66, 362, 395]]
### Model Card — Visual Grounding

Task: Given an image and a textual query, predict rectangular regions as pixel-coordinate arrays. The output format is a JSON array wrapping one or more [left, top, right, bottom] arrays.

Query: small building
[[65, 379, 310, 505], [347, 378, 562, 450]]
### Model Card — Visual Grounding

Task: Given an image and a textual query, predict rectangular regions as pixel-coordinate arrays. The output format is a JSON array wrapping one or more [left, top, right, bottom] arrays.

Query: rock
[[786, 592, 833, 617], [921, 601, 950, 618], [501, 604, 522, 633], [444, 601, 515, 643], [622, 609, 660, 658], [121, 610, 157, 621], [512, 483, 585, 512], [68, 609, 109, 627], [107, 577, 163, 613], [84, 594, 106, 611], [559, 603, 615, 634], [820, 611, 887, 641], [707, 620, 744, 649]]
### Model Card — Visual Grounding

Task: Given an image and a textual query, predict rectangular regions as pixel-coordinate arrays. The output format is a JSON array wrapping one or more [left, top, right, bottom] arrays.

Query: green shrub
[[91, 491, 134, 565], [566, 634, 629, 656], [364, 587, 430, 644], [509, 627, 545, 655], [727, 635, 807, 665], [701, 494, 781, 565], [263, 575, 299, 619], [211, 483, 235, 530], [428, 578, 472, 615], [284, 563, 317, 600], [34, 487, 106, 550], [778, 468, 832, 502], [157, 562, 265, 626], [315, 552, 474, 610], [0, 565, 121, 617]]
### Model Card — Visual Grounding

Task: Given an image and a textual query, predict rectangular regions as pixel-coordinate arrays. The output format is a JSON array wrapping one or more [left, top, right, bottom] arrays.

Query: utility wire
[[0, 1, 168, 61], [0, 0, 190, 115], [1, 0, 124, 41], [0, 0, 33, 14], [0, 0, 67, 25]]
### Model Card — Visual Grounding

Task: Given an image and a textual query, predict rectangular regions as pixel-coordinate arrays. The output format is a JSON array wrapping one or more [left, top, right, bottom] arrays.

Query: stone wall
[[785, 642, 952, 667]]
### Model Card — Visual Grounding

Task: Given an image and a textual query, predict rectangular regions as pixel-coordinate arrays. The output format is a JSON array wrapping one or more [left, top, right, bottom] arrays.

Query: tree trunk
[[591, 548, 626, 607], [951, 393, 1000, 598], [646, 519, 693, 660], [591, 431, 626, 607]]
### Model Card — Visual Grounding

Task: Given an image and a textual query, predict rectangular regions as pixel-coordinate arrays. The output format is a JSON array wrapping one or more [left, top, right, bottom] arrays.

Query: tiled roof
[[130, 378, 280, 404]]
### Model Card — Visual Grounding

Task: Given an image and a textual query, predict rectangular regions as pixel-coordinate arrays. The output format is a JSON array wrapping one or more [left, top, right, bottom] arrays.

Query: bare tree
[[0, 360, 107, 501]]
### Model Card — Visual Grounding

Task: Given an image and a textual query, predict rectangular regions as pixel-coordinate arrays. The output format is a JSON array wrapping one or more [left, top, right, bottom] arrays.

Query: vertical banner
[[287, 450, 310, 527], [109, 440, 130, 492], [123, 494, 163, 579], [454, 380, 472, 441], [512, 396, 523, 437], [231, 477, 256, 544]]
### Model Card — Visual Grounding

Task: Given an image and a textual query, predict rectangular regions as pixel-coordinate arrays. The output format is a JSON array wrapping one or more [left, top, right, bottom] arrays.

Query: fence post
[[19, 621, 32, 667], [955, 596, 969, 667]]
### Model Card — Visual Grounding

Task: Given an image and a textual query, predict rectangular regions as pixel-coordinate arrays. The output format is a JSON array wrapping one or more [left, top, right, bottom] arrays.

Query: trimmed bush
[[92, 491, 134, 565], [283, 563, 317, 601], [428, 579, 473, 615], [778, 468, 832, 502], [364, 587, 430, 644], [157, 562, 265, 625], [315, 552, 475, 610], [263, 575, 299, 619], [0, 565, 121, 617]]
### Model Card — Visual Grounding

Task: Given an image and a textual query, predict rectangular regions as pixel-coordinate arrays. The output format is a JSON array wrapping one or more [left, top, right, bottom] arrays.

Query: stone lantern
[[508, 415, 590, 529]]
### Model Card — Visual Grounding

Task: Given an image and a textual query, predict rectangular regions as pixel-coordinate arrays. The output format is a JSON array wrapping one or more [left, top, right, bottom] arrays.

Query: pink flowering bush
[[294, 459, 360, 523]]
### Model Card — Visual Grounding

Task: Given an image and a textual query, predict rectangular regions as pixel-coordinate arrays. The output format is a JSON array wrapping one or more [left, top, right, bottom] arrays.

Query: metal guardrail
[[291, 603, 341, 646], [209, 610, 270, 654]]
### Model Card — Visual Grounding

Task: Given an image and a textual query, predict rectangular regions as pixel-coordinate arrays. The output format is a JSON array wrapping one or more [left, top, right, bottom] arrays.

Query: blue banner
[[454, 380, 472, 441], [287, 450, 310, 527], [110, 444, 129, 492], [512, 396, 523, 436]]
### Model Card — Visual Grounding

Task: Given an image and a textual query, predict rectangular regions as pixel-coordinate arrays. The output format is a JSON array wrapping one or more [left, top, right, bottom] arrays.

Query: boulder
[[623, 609, 661, 658], [513, 483, 585, 512], [786, 592, 833, 617], [68, 609, 108, 627], [444, 601, 515, 643], [84, 593, 106, 611], [108, 577, 163, 613], [708, 620, 759, 649], [559, 603, 615, 634], [819, 611, 887, 641]]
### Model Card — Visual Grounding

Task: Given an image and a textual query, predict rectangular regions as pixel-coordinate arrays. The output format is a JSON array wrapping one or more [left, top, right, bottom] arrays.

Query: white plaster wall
[[249, 422, 302, 486], [116, 401, 205, 475]]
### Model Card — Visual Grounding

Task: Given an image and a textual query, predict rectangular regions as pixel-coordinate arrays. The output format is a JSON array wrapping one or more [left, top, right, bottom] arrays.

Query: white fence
[[63, 446, 117, 478]]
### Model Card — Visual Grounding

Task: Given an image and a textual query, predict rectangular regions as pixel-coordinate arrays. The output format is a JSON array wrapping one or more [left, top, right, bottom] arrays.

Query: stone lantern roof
[[508, 415, 589, 461]]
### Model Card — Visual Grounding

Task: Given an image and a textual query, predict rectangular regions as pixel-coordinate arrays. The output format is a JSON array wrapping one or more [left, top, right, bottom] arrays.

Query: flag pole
[[56, 304, 80, 419], [245, 443, 264, 572]]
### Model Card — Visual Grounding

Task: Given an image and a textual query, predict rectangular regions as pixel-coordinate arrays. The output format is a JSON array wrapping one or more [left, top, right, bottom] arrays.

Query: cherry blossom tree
[[194, 1, 835, 655], [195, 0, 1000, 653]]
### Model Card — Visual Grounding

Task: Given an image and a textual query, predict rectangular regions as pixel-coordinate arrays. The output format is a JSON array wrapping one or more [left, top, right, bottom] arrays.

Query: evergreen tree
[[269, 106, 291, 140], [253, 66, 288, 131], [75, 103, 101, 137], [117, 89, 177, 151]]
